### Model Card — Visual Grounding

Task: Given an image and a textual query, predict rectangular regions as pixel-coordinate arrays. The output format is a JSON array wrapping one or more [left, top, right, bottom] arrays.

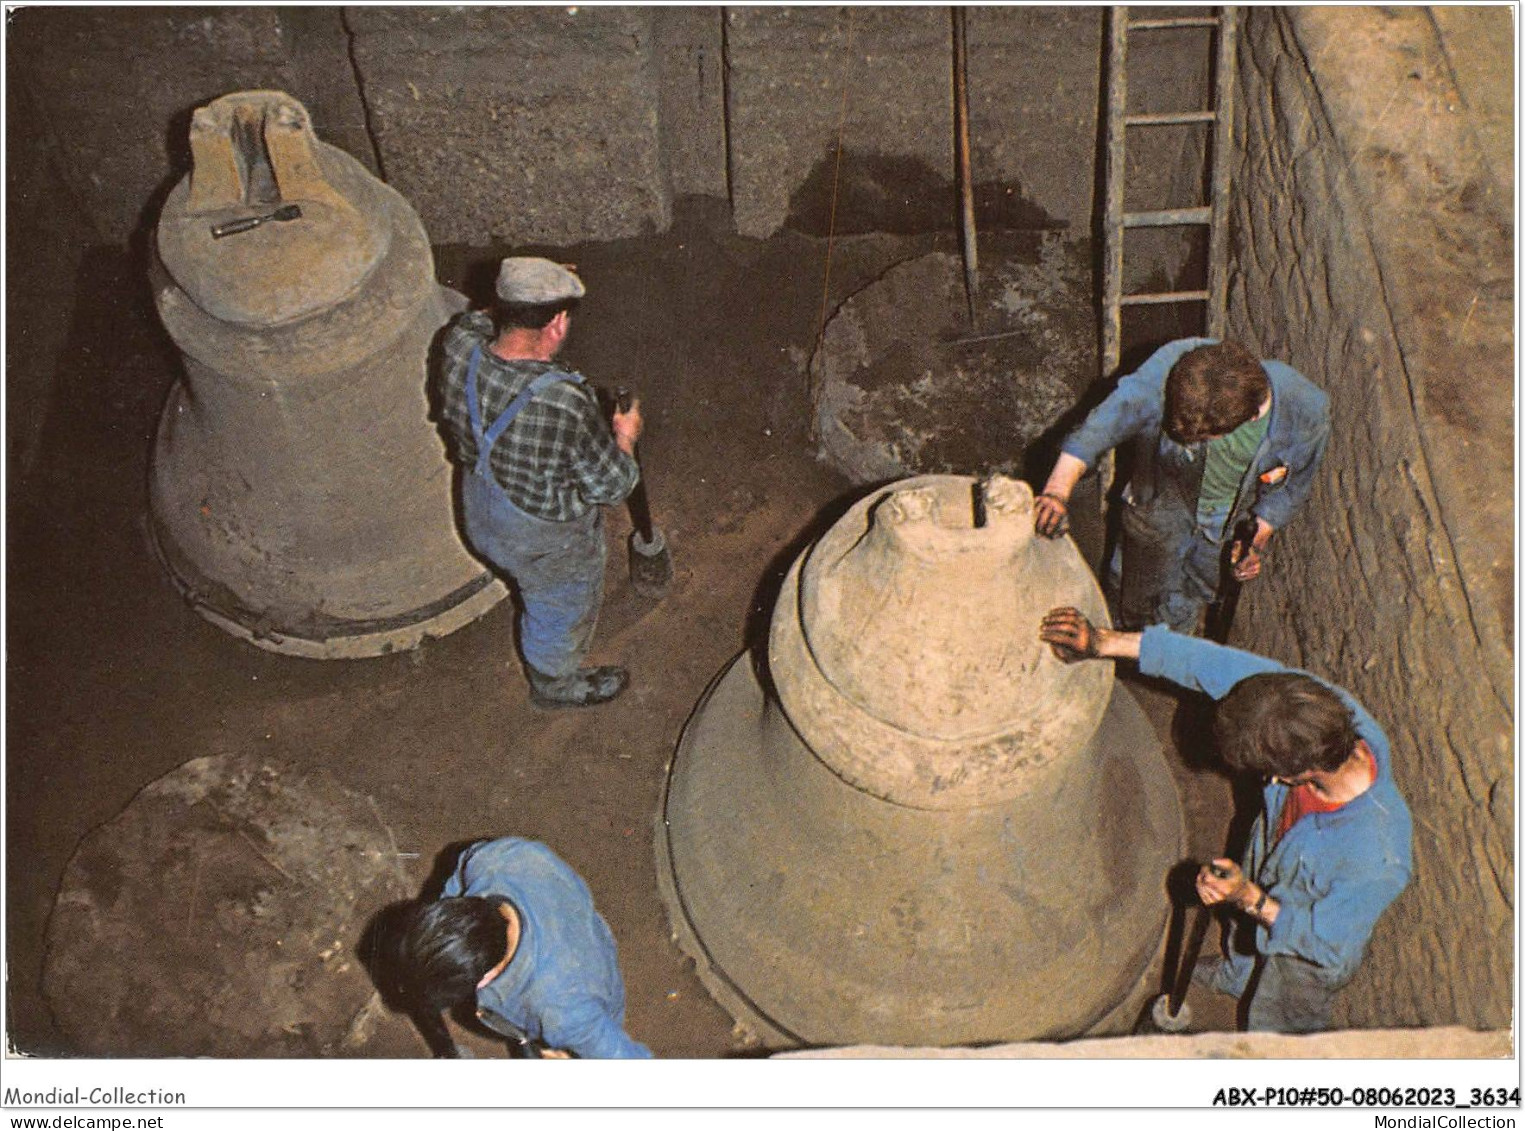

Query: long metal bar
[[1124, 205, 1213, 227], [953, 5, 978, 324], [1206, 7, 1238, 338], [1125, 110, 1217, 126]]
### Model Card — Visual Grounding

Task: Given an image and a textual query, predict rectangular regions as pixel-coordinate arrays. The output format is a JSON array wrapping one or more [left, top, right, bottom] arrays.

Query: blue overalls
[[1061, 339, 1330, 634], [458, 347, 607, 680], [1116, 433, 1243, 633]]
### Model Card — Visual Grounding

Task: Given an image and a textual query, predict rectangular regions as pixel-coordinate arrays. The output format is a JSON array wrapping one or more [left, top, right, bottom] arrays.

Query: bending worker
[[1033, 338, 1329, 633], [1038, 606, 1412, 1032], [391, 836, 653, 1058], [437, 258, 641, 709]]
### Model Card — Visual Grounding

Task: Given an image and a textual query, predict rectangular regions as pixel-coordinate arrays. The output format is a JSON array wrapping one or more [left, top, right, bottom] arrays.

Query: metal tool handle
[[614, 388, 655, 543], [1163, 860, 1239, 1018], [1206, 518, 1258, 643], [209, 204, 302, 240], [210, 215, 266, 239]]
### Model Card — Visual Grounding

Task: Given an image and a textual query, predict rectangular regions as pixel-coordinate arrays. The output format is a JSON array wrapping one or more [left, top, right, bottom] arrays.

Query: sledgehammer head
[[629, 528, 672, 599]]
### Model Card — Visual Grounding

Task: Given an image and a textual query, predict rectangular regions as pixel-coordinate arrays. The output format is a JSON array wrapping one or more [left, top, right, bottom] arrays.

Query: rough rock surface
[[654, 9, 729, 202], [1228, 7, 1512, 1029], [724, 7, 953, 239], [43, 753, 412, 1057], [7, 7, 1206, 250]]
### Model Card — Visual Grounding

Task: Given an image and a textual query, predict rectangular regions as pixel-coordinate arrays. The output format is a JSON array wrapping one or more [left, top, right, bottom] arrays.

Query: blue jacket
[[1061, 338, 1330, 535], [443, 837, 653, 1058], [1138, 627, 1413, 993]]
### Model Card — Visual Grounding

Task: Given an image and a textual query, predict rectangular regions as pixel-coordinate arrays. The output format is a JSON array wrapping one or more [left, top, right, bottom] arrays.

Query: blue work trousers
[[1116, 501, 1233, 633], [1244, 954, 1340, 1033], [461, 472, 607, 679]]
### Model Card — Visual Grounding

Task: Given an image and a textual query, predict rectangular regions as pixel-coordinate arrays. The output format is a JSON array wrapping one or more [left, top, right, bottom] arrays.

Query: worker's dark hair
[[1213, 672, 1358, 779], [493, 296, 581, 332], [391, 897, 511, 1014], [1163, 341, 1270, 444]]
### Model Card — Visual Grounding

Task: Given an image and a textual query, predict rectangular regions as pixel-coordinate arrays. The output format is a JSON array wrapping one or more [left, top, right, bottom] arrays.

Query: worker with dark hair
[[437, 258, 641, 709], [1033, 338, 1330, 634], [391, 837, 652, 1058], [1038, 607, 1412, 1033]]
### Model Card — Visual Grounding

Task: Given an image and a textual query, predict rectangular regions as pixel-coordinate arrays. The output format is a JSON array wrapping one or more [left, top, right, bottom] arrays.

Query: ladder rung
[[1126, 111, 1217, 127], [1122, 290, 1210, 307], [1123, 206, 1212, 228], [1129, 17, 1220, 30]]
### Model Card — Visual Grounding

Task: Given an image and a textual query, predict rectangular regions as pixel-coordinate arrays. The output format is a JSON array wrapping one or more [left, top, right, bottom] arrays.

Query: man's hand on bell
[[1196, 858, 1248, 906], [1034, 493, 1070, 538], [1039, 606, 1103, 662]]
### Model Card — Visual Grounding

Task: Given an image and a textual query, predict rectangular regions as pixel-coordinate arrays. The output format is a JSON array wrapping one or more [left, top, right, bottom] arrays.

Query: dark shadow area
[[742, 478, 878, 700], [786, 147, 956, 236], [1169, 692, 1222, 773]]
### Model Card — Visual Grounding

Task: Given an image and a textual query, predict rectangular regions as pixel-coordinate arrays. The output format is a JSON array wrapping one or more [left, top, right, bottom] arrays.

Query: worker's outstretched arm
[[1037, 610, 1292, 704], [1034, 453, 1088, 537], [1038, 606, 1140, 661]]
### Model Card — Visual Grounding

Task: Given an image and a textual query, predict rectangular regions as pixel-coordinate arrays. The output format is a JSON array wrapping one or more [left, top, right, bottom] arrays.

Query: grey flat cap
[[495, 257, 586, 304]]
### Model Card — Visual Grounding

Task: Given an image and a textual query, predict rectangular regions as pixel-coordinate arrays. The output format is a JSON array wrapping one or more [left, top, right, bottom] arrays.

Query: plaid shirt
[[437, 312, 638, 522]]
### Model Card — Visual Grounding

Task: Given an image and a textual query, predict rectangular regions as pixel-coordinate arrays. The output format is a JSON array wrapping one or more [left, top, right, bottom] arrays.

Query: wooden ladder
[[1095, 7, 1238, 501], [1100, 6, 1239, 379]]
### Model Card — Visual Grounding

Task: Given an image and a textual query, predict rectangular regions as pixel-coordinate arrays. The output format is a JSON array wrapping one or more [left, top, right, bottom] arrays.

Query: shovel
[[210, 203, 303, 239], [616, 388, 673, 599]]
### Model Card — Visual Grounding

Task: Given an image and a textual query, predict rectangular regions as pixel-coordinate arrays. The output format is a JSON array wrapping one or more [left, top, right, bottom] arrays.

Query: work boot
[[527, 665, 628, 710]]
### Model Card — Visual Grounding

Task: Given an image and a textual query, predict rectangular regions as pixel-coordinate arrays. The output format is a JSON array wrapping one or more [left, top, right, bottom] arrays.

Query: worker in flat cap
[[436, 257, 642, 708]]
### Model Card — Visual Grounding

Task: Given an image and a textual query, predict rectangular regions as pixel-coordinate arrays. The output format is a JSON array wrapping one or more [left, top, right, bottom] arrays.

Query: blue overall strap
[[465, 344, 585, 477]]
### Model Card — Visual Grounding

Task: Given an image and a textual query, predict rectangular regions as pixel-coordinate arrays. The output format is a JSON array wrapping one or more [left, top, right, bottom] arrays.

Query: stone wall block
[[6, 7, 299, 242], [725, 6, 1200, 240], [965, 7, 1105, 228], [724, 7, 951, 238], [654, 7, 730, 201], [344, 6, 670, 245]]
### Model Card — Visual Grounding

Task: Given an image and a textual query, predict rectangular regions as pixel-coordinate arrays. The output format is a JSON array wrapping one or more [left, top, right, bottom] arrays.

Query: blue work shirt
[[1061, 337, 1330, 535], [1138, 626, 1413, 994], [443, 837, 653, 1058]]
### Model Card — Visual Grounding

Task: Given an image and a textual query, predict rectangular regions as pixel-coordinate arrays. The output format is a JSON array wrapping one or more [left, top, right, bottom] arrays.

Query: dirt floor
[[6, 197, 1241, 1057]]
